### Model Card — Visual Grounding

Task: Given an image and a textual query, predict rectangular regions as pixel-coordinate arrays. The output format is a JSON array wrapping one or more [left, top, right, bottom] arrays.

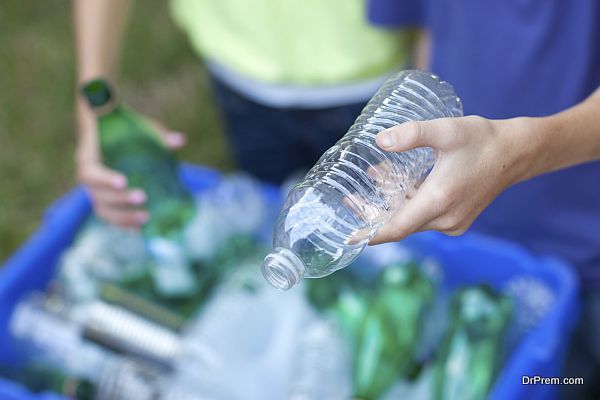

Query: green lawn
[[0, 1, 232, 262]]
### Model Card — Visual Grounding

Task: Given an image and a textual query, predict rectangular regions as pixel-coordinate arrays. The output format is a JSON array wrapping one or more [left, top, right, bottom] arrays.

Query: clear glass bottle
[[262, 70, 462, 290]]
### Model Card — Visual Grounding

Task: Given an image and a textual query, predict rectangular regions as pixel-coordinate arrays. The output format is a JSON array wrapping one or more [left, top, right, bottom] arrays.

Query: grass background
[[0, 1, 231, 262]]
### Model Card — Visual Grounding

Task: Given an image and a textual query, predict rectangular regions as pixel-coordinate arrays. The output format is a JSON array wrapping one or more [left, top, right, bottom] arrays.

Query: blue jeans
[[211, 78, 366, 184]]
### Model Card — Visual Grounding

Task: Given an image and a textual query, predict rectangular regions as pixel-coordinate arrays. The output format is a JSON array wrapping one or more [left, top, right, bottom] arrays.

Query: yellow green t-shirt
[[170, 0, 412, 86]]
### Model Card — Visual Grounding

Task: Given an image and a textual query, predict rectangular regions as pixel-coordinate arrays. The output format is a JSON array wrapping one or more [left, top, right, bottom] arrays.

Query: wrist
[[521, 113, 570, 178], [496, 116, 545, 184]]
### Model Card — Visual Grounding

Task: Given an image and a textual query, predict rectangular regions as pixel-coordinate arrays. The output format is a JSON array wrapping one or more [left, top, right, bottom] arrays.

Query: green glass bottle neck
[[94, 100, 122, 119]]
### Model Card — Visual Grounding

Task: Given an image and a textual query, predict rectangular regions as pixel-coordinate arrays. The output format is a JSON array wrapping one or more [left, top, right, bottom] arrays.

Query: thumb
[[375, 119, 452, 152], [146, 117, 187, 150], [160, 131, 187, 150]]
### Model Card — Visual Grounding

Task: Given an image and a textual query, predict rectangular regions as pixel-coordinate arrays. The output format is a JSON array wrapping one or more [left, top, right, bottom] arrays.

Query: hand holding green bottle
[[80, 79, 198, 297], [76, 81, 186, 229]]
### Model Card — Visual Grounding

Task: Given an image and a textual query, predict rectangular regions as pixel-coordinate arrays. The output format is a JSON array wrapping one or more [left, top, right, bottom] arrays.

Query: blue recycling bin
[[0, 164, 580, 400]]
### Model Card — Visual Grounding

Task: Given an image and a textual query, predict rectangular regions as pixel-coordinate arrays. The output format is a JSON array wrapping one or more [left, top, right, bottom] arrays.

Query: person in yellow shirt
[[74, 0, 412, 229]]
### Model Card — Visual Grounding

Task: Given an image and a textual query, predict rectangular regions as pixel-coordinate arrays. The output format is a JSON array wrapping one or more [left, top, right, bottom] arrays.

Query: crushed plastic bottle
[[184, 174, 269, 262], [182, 258, 282, 371], [58, 219, 150, 302], [10, 292, 232, 399], [181, 258, 310, 400], [262, 70, 463, 289], [9, 293, 111, 381], [287, 318, 352, 400], [10, 292, 181, 369]]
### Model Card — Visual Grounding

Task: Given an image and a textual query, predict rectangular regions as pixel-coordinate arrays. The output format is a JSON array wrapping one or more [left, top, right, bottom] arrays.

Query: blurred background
[[0, 1, 231, 261]]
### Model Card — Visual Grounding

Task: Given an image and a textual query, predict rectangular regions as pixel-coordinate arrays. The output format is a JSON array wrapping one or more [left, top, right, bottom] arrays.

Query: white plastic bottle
[[262, 70, 462, 290]]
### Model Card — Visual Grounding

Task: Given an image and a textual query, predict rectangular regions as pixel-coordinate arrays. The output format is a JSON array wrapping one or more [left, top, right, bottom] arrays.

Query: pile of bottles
[[3, 177, 521, 400], [1, 72, 550, 398], [6, 174, 294, 400], [296, 246, 517, 400]]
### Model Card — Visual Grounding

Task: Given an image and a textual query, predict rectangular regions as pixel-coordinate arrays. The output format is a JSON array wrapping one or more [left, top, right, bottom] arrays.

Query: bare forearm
[[517, 88, 600, 181], [73, 0, 132, 83], [73, 0, 132, 158]]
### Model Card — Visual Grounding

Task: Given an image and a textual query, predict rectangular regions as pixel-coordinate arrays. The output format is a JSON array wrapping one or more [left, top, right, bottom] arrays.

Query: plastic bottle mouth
[[261, 248, 306, 290]]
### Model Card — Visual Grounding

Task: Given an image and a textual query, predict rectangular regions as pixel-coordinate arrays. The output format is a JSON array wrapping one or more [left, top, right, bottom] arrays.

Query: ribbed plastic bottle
[[261, 70, 462, 290]]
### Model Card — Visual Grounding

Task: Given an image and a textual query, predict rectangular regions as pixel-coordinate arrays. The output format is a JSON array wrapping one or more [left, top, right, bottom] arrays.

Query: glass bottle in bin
[[432, 285, 513, 400], [0, 363, 95, 400], [352, 263, 434, 400], [81, 79, 197, 297], [306, 262, 434, 400]]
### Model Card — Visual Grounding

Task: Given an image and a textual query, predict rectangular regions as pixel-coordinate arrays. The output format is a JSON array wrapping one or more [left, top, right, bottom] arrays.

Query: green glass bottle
[[1, 363, 95, 400], [352, 263, 434, 400], [306, 268, 360, 312], [81, 79, 197, 297], [433, 285, 513, 400]]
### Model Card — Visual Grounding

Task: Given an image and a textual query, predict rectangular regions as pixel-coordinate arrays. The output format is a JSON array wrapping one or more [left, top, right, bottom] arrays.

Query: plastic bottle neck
[[261, 248, 306, 290]]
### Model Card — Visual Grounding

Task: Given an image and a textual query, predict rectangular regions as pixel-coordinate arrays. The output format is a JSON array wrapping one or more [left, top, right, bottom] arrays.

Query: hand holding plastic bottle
[[261, 71, 600, 290], [371, 85, 600, 245], [370, 116, 532, 243]]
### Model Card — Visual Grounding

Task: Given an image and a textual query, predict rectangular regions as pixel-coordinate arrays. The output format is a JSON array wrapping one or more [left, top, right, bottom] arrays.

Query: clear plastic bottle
[[10, 292, 182, 370], [262, 70, 462, 290], [183, 174, 268, 262], [9, 293, 111, 381], [287, 318, 352, 400], [58, 219, 151, 303], [72, 299, 181, 366]]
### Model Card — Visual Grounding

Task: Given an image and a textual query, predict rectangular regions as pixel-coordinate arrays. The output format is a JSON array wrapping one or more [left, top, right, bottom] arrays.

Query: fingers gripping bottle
[[262, 70, 462, 290], [82, 79, 197, 297]]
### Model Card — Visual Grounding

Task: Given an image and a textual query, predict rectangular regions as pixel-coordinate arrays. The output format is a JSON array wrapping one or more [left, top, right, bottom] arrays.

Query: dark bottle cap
[[81, 79, 113, 108]]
